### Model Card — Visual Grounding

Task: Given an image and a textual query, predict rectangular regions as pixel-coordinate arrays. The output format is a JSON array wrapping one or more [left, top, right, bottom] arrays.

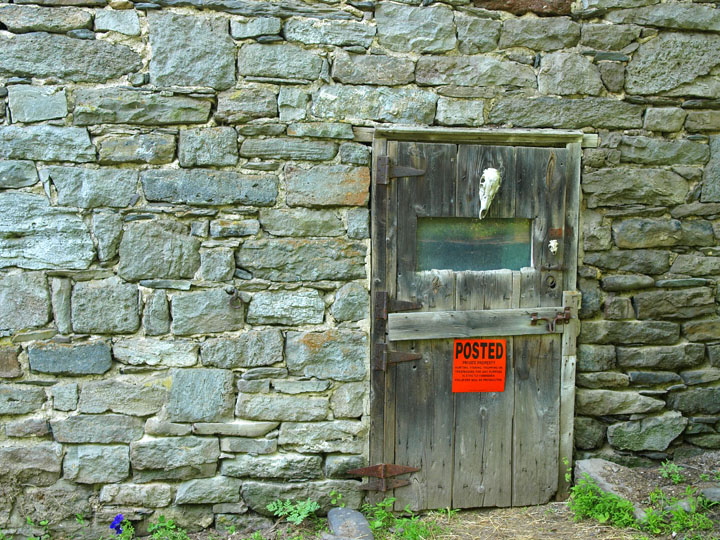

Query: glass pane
[[417, 218, 531, 272]]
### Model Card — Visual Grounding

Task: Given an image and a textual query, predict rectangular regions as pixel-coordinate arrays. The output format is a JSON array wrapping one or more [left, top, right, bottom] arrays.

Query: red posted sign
[[452, 339, 507, 393]]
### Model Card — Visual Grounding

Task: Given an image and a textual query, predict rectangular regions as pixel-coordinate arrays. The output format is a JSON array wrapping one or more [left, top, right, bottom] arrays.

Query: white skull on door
[[478, 168, 502, 219]]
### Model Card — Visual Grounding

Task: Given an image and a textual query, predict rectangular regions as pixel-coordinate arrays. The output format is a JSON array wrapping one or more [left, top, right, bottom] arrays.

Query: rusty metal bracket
[[373, 343, 422, 371], [346, 463, 420, 492], [530, 307, 572, 333], [374, 291, 422, 321], [376, 156, 425, 185]]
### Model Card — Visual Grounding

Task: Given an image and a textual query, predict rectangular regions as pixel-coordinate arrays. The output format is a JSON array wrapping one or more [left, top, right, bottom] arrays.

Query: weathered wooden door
[[370, 133, 581, 511]]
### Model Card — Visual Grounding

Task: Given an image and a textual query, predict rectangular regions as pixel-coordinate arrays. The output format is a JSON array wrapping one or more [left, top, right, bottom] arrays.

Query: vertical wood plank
[[394, 270, 455, 511], [563, 142, 581, 292]]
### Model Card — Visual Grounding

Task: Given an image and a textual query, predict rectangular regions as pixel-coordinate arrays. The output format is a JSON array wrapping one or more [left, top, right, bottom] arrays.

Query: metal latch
[[374, 291, 422, 321], [530, 307, 572, 333], [346, 463, 420, 492], [373, 343, 422, 371], [376, 156, 425, 185]]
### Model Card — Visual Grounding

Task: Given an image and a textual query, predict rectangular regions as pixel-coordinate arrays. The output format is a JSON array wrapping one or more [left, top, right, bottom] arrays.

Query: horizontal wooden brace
[[387, 307, 569, 341]]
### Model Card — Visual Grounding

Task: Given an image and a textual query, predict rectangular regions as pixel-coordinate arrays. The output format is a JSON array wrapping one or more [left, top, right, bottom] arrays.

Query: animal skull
[[478, 168, 501, 219]]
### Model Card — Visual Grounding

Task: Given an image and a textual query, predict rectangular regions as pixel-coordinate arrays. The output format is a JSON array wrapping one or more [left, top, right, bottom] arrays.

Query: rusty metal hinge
[[373, 343, 422, 371], [346, 463, 420, 492], [374, 291, 422, 321], [376, 156, 425, 185]]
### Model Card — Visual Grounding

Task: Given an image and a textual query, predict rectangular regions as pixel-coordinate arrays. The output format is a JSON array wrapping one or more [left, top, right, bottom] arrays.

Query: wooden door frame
[[369, 127, 587, 504]]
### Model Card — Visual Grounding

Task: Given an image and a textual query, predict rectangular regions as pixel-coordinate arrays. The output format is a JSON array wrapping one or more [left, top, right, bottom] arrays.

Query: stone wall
[[0, 0, 719, 535]]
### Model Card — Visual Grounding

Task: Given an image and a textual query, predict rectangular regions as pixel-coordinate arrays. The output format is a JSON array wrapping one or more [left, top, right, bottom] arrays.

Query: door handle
[[530, 307, 572, 333]]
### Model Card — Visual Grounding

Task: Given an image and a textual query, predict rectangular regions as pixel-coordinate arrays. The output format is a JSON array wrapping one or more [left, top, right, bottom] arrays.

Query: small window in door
[[416, 218, 531, 272]]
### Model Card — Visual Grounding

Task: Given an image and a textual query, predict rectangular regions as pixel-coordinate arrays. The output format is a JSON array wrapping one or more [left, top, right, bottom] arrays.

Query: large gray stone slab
[[332, 283, 369, 322], [97, 132, 175, 165], [577, 344, 616, 372], [202, 330, 283, 369], [436, 97, 485, 127], [325, 454, 365, 479], [328, 508, 373, 540], [626, 32, 720, 95], [376, 2, 455, 53], [580, 23, 641, 51], [579, 321, 679, 345], [260, 208, 344, 237], [171, 288, 245, 335], [285, 18, 375, 48], [583, 249, 670, 274], [620, 136, 709, 165], [575, 416, 606, 450], [220, 437, 277, 454], [683, 319, 720, 342], [416, 56, 535, 87], [0, 347, 22, 378], [701, 136, 720, 202], [670, 254, 720, 276], [149, 12, 235, 90], [582, 168, 688, 208], [0, 384, 46, 414], [0, 126, 95, 162], [29, 342, 111, 375], [236, 238, 366, 282], [221, 453, 322, 479], [538, 52, 602, 96], [286, 330, 367, 382], [331, 51, 414, 86], [194, 420, 278, 437], [242, 480, 362, 515], [130, 436, 220, 471], [0, 160, 37, 188], [51, 414, 144, 443], [331, 382, 364, 418], [64, 445, 129, 484], [240, 137, 337, 161], [167, 368, 234, 422], [0, 32, 141, 82], [78, 379, 166, 416], [248, 290, 325, 325], [113, 339, 197, 367], [667, 387, 720, 414], [606, 4, 720, 32], [71, 277, 139, 334], [215, 86, 277, 123], [51, 383, 77, 411], [456, 12, 501, 54], [0, 442, 63, 486], [118, 220, 201, 281], [45, 166, 139, 209], [499, 16, 579, 50], [94, 9, 140, 35], [235, 393, 328, 421], [125, 0, 354, 19], [607, 411, 687, 451], [286, 164, 369, 207], [230, 17, 281, 38], [0, 272, 50, 333], [74, 88, 211, 125], [142, 169, 278, 206], [575, 389, 665, 415], [0, 5, 91, 32], [613, 218, 712, 248], [199, 248, 235, 282], [489, 97, 643, 129], [179, 127, 238, 167], [238, 43, 323, 80], [8, 85, 67, 123], [633, 287, 715, 319], [278, 420, 366, 453], [99, 483, 172, 507], [175, 476, 242, 504], [616, 343, 704, 370], [312, 85, 437, 124]]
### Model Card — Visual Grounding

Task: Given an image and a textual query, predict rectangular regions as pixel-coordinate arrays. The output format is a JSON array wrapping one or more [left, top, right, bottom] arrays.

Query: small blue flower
[[110, 514, 124, 535]]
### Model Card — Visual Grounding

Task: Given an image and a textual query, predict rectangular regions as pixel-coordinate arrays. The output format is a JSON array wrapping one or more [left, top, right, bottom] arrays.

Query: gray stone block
[[148, 12, 235, 90], [94, 9, 140, 35], [0, 126, 95, 162], [583, 168, 688, 208], [417, 56, 535, 87], [99, 483, 172, 507], [644, 107, 686, 132], [324, 455, 365, 479], [312, 85, 437, 124], [346, 208, 369, 239], [71, 277, 139, 334], [331, 382, 364, 418], [199, 249, 235, 282], [286, 164, 369, 207], [202, 330, 283, 369], [580, 23, 641, 51], [176, 476, 242, 504], [620, 136, 709, 166], [45, 166, 138, 209], [583, 249, 671, 275], [97, 132, 176, 164], [576, 372, 630, 389], [130, 436, 220, 470], [679, 368, 720, 386], [538, 52, 602, 96], [331, 283, 368, 322], [686, 111, 720, 133], [285, 18, 375, 48], [241, 480, 363, 515], [179, 127, 238, 167], [376, 2, 455, 53], [339, 143, 370, 166], [601, 274, 654, 292], [0, 346, 21, 378], [286, 330, 367, 382], [683, 319, 720, 342], [0, 272, 50, 333], [273, 379, 331, 394], [8, 85, 67, 123], [216, 86, 278, 123], [0, 442, 63, 486], [499, 16, 579, 50], [142, 169, 278, 206], [287, 122, 354, 139], [278, 421, 366, 453], [235, 393, 328, 421], [167, 368, 235, 422], [220, 437, 277, 454], [230, 17, 281, 38], [171, 288, 245, 335], [668, 387, 720, 415], [574, 416, 606, 450], [701, 136, 720, 202], [238, 43, 322, 80], [63, 445, 130, 484], [328, 508, 372, 540], [626, 32, 720, 95], [248, 290, 324, 325], [579, 320, 679, 345], [0, 5, 91, 32], [0, 32, 141, 82], [616, 343, 704, 370], [582, 211, 611, 251], [210, 219, 260, 238], [436, 97, 484, 127], [634, 287, 715, 319], [143, 291, 171, 336], [74, 88, 211, 126], [240, 137, 337, 161], [236, 238, 365, 282], [0, 384, 46, 415], [628, 371, 682, 386], [29, 342, 112, 375], [51, 414, 144, 443], [193, 420, 278, 437], [144, 417, 193, 437], [670, 254, 720, 276], [575, 389, 665, 415], [92, 212, 123, 262], [331, 51, 414, 86], [577, 344, 616, 372], [260, 208, 344, 237], [118, 220, 201, 281], [78, 379, 167, 416], [456, 13, 501, 54], [0, 160, 37, 188], [6, 417, 51, 437], [51, 383, 78, 411], [221, 453, 322, 479], [606, 3, 720, 32]]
